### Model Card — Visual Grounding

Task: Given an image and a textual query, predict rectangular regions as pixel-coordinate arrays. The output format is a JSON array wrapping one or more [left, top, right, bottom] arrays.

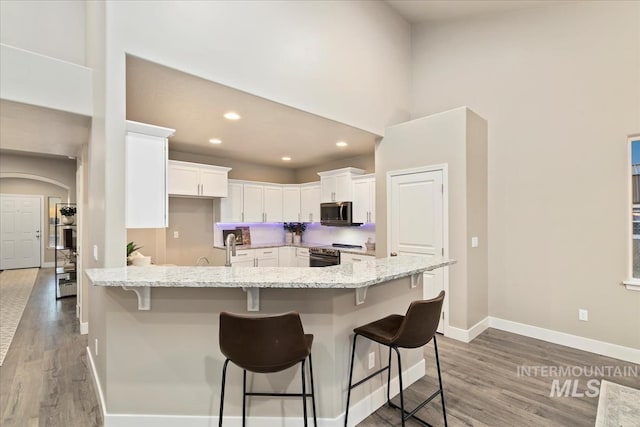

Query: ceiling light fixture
[[336, 141, 348, 147], [223, 112, 241, 120], [281, 156, 292, 161], [209, 138, 222, 144]]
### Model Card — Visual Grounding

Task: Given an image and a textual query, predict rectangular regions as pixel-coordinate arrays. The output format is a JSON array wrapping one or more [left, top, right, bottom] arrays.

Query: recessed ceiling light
[[223, 112, 241, 120], [209, 138, 222, 144], [336, 141, 348, 147], [281, 156, 292, 161]]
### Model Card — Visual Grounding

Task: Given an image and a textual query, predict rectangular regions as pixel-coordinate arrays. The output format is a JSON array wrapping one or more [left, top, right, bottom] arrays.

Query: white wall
[[411, 1, 640, 348], [0, 0, 86, 65]]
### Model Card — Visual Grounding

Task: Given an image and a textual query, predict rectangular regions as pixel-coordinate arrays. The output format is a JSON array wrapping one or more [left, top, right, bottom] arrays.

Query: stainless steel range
[[309, 243, 363, 267]]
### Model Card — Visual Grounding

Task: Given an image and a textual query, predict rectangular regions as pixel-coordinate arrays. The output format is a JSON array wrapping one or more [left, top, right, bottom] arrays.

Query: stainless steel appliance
[[309, 247, 340, 267], [309, 243, 363, 267], [320, 202, 360, 226]]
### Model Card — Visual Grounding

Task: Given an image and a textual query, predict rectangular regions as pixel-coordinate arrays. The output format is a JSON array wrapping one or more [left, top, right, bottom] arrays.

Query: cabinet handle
[[309, 213, 312, 222], [263, 251, 273, 254], [242, 212, 244, 222], [236, 253, 248, 257], [263, 213, 266, 222], [353, 258, 362, 262]]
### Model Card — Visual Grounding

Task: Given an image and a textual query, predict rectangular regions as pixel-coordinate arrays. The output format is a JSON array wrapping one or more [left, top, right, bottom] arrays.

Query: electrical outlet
[[579, 309, 588, 321], [368, 352, 375, 369], [93, 245, 98, 261], [95, 338, 99, 356], [173, 231, 179, 239], [471, 237, 479, 248]]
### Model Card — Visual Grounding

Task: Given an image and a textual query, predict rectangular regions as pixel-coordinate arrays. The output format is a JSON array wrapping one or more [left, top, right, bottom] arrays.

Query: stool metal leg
[[219, 359, 230, 427], [386, 346, 393, 404], [393, 347, 406, 427], [242, 369, 247, 427], [433, 335, 448, 427], [308, 353, 318, 427], [301, 359, 308, 427], [344, 333, 359, 427]]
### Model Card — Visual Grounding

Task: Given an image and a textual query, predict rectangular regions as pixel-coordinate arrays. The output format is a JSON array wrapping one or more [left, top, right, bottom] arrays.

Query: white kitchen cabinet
[[125, 120, 174, 228], [255, 247, 278, 267], [230, 249, 255, 267], [168, 160, 230, 198], [300, 182, 321, 223], [263, 185, 283, 222], [242, 183, 283, 223], [352, 174, 375, 224], [230, 247, 278, 267], [278, 246, 296, 267], [318, 168, 365, 202], [243, 184, 264, 222], [282, 186, 301, 222], [220, 182, 243, 222], [340, 252, 374, 264], [295, 247, 310, 267]]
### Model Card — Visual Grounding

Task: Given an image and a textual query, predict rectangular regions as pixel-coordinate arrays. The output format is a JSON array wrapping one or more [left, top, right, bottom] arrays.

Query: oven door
[[310, 253, 340, 267]]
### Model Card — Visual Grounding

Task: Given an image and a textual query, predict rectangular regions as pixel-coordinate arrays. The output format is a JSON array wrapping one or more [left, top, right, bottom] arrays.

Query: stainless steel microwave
[[320, 202, 360, 226]]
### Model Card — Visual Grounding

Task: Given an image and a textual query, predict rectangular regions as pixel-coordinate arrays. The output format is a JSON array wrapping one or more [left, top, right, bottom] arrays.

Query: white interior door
[[388, 169, 445, 333], [1, 194, 42, 270]]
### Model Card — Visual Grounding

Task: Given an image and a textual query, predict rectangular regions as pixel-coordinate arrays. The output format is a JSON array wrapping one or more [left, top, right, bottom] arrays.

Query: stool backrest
[[392, 291, 445, 348], [219, 311, 310, 373]]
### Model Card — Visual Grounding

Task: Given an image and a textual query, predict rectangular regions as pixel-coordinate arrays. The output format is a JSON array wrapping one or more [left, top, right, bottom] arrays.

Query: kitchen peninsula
[[85, 256, 454, 425]]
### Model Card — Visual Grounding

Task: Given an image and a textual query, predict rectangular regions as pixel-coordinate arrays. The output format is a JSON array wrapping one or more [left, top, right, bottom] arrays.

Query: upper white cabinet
[[352, 174, 376, 223], [318, 167, 365, 202], [221, 181, 283, 223], [282, 185, 301, 222], [300, 182, 321, 223], [168, 160, 231, 198], [220, 182, 243, 222], [125, 120, 174, 228]]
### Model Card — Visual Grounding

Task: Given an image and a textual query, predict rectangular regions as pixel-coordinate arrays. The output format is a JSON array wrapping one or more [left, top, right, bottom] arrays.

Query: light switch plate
[[93, 245, 98, 261], [173, 231, 179, 238], [471, 237, 479, 248]]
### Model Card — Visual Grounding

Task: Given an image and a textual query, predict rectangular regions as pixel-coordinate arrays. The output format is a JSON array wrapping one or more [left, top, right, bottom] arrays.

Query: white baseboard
[[89, 353, 424, 427], [41, 261, 55, 268], [446, 317, 489, 343], [80, 322, 88, 335], [488, 317, 640, 365], [86, 347, 106, 421]]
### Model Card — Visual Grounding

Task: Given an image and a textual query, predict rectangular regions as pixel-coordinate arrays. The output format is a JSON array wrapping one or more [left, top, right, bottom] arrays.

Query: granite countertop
[[86, 256, 455, 289], [213, 242, 376, 257]]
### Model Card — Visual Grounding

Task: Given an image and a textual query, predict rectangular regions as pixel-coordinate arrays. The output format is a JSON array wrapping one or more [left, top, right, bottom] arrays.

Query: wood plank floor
[[1, 268, 638, 426], [0, 268, 102, 427]]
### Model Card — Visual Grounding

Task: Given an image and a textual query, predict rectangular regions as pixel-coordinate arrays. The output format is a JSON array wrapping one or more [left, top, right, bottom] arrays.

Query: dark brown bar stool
[[344, 291, 447, 427], [218, 311, 317, 427]]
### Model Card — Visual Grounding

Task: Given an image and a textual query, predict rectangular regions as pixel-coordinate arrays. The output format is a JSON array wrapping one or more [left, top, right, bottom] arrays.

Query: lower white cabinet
[[340, 253, 374, 264], [230, 248, 279, 267], [278, 246, 297, 267], [295, 247, 310, 267]]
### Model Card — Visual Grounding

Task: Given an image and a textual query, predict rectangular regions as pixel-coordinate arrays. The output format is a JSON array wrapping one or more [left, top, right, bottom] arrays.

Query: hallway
[[0, 268, 101, 426]]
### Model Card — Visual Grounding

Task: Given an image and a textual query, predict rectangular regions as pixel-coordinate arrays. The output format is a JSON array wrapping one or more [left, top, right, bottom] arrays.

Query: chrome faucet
[[225, 233, 237, 267]]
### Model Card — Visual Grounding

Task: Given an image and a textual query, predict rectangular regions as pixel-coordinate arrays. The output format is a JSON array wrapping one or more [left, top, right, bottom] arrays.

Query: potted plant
[[59, 205, 77, 225], [291, 222, 306, 244], [283, 222, 296, 243], [126, 241, 142, 265]]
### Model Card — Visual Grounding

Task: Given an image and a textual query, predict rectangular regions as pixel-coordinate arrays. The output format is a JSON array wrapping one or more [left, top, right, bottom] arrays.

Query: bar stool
[[218, 311, 317, 427], [344, 291, 447, 427]]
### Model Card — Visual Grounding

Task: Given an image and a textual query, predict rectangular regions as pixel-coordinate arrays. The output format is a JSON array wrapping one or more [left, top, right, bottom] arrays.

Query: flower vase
[[61, 215, 75, 225], [293, 234, 301, 244], [285, 232, 293, 244]]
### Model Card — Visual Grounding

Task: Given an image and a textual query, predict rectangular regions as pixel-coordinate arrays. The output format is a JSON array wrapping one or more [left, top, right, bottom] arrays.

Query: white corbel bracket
[[355, 287, 368, 305], [410, 273, 422, 288], [243, 287, 260, 311], [122, 286, 151, 310]]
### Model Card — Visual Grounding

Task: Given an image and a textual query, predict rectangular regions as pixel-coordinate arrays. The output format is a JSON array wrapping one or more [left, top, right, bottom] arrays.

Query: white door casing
[[387, 166, 448, 334], [0, 194, 42, 270]]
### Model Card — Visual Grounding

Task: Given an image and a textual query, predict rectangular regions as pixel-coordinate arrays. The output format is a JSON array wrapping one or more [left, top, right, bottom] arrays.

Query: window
[[627, 137, 640, 289]]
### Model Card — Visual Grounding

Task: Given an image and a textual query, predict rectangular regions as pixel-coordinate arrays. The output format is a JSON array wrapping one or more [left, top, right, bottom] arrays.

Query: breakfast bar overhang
[[86, 256, 454, 426]]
